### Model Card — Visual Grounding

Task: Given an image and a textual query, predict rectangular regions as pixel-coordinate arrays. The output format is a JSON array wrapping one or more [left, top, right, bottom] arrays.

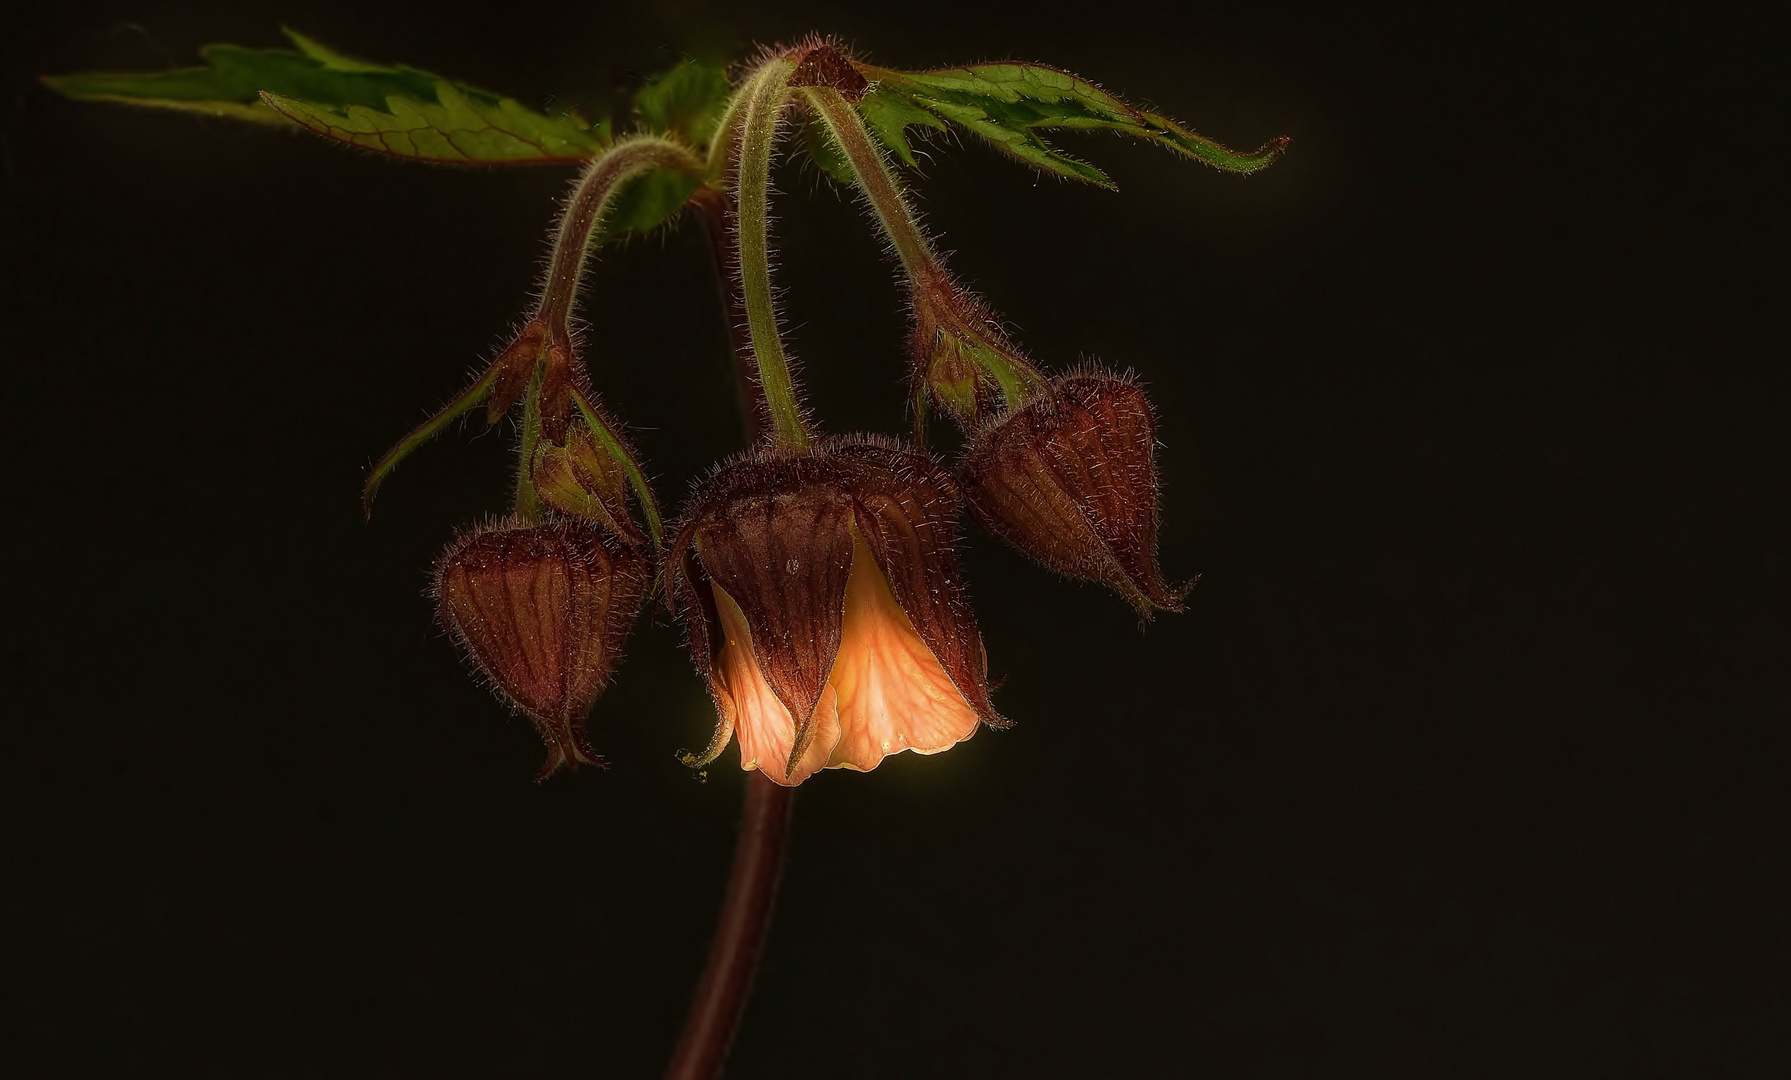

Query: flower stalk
[[663, 773, 793, 1080], [361, 136, 699, 532], [537, 135, 704, 343], [503, 135, 701, 540], [800, 81, 1050, 424], [733, 58, 811, 451]]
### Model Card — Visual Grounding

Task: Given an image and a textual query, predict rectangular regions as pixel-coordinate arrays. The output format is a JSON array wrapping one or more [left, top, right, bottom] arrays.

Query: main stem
[[663, 776, 793, 1080], [660, 66, 811, 1078]]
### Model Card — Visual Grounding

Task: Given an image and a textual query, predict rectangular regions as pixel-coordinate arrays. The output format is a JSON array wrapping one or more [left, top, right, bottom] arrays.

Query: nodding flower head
[[670, 438, 1005, 787], [960, 371, 1192, 618], [434, 518, 651, 780]]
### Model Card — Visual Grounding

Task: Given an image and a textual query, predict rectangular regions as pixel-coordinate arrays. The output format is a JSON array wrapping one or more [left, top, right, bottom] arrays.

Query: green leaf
[[857, 62, 1286, 185], [633, 59, 730, 147], [855, 86, 947, 168], [44, 27, 607, 164], [595, 167, 704, 239], [801, 117, 858, 185], [262, 83, 601, 164]]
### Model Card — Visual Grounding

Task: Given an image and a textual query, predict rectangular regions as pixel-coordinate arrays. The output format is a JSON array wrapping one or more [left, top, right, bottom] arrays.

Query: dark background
[[4, 1, 1785, 1075]]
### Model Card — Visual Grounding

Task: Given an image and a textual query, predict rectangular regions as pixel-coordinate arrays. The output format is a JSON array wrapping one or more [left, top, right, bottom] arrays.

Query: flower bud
[[670, 438, 1005, 786], [909, 274, 1037, 431], [960, 371, 1191, 618], [434, 519, 650, 780], [531, 427, 646, 549]]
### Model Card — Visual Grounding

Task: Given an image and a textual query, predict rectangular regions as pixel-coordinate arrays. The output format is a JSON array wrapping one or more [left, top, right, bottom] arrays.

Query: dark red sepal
[[669, 437, 1005, 773], [434, 518, 650, 780], [961, 371, 1192, 618]]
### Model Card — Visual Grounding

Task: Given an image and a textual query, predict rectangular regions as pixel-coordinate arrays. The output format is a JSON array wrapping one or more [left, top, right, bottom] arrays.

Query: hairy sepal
[[669, 438, 1006, 775]]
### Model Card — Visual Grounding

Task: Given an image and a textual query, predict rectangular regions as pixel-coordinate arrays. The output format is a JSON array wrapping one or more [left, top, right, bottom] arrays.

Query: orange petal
[[711, 582, 839, 786], [823, 532, 980, 772]]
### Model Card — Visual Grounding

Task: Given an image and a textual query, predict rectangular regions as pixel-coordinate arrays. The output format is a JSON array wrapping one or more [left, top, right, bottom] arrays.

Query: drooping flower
[[960, 370, 1191, 618], [435, 518, 651, 780], [671, 438, 1005, 786]]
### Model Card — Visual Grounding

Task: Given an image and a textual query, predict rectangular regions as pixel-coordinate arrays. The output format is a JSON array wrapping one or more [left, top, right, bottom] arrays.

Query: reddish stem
[[661, 185, 789, 1080], [690, 185, 763, 444], [664, 773, 793, 1080]]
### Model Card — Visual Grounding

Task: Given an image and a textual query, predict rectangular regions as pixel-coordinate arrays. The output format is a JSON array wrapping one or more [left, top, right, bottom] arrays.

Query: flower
[[960, 370, 1191, 617], [434, 518, 650, 780], [671, 438, 1005, 786]]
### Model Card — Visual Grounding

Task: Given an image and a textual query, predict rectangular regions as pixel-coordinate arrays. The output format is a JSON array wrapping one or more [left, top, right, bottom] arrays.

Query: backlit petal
[[711, 582, 839, 786], [824, 533, 980, 771]]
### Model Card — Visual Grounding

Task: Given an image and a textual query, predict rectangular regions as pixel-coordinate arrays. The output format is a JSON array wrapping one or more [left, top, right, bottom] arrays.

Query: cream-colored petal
[[824, 533, 980, 772], [710, 583, 837, 786]]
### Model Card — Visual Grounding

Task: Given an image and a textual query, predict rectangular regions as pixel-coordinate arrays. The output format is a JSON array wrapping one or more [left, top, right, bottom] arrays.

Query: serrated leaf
[[44, 28, 607, 164], [857, 62, 1286, 185], [855, 86, 947, 167], [633, 59, 730, 146], [283, 27, 393, 74], [920, 94, 1113, 185], [262, 83, 601, 164]]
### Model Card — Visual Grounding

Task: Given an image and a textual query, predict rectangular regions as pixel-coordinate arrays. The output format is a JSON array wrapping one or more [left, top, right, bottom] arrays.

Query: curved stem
[[801, 88, 933, 280], [733, 58, 810, 450], [689, 186, 763, 444], [664, 774, 793, 1080], [536, 135, 704, 344], [802, 86, 1050, 402]]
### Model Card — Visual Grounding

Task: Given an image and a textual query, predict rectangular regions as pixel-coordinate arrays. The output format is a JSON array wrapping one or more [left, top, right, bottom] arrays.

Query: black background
[[4, 1, 1785, 1075]]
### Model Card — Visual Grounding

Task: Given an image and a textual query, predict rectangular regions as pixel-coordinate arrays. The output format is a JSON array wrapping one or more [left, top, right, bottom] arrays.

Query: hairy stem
[[802, 86, 1049, 401], [690, 186, 763, 444], [664, 773, 794, 1080], [734, 58, 811, 450], [658, 80, 807, 1077], [801, 87, 933, 278], [513, 377, 544, 520], [536, 135, 704, 344]]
